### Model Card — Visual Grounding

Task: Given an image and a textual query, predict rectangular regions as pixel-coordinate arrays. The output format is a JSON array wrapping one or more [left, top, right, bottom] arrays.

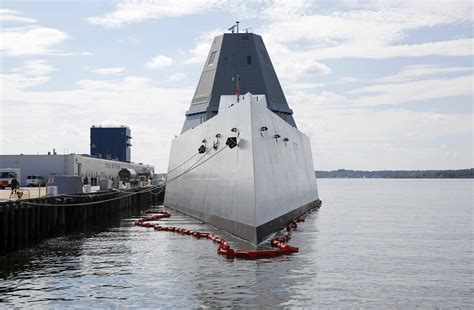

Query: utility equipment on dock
[[118, 168, 137, 182]]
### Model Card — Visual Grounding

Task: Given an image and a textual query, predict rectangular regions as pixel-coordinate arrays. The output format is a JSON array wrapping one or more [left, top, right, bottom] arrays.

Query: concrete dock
[[0, 187, 48, 200], [0, 186, 103, 201], [0, 186, 165, 256]]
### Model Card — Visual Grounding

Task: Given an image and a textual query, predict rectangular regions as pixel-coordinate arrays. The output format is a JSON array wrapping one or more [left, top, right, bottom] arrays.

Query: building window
[[247, 56, 252, 65]]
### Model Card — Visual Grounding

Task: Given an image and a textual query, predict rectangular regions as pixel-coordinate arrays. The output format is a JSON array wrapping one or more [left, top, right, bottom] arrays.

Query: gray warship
[[164, 26, 320, 244]]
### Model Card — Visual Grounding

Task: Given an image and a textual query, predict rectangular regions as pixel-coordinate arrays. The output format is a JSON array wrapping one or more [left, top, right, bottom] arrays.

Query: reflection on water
[[0, 179, 472, 308]]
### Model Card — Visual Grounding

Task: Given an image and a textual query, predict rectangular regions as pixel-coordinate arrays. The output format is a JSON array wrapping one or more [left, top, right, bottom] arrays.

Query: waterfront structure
[[0, 187, 164, 256], [90, 126, 132, 162], [0, 154, 154, 186], [165, 30, 320, 244]]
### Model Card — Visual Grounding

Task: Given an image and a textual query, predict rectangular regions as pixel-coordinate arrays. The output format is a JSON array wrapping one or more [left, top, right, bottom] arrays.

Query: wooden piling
[[0, 186, 163, 255], [0, 205, 7, 255], [21, 203, 28, 245]]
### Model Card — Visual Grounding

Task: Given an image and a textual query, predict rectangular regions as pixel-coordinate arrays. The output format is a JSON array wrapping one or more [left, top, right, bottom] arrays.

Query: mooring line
[[17, 144, 229, 207]]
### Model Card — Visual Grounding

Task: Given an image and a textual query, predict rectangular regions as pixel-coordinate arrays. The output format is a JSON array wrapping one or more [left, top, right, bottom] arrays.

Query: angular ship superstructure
[[164, 29, 320, 244]]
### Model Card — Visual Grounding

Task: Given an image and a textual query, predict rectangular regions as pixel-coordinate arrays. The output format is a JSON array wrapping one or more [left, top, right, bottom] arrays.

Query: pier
[[0, 187, 165, 256]]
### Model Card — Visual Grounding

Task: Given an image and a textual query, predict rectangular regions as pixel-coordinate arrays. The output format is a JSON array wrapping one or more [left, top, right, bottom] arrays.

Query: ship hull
[[164, 94, 319, 244]]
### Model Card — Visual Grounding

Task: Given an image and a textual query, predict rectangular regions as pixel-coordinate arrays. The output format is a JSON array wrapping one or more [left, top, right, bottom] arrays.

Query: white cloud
[[86, 0, 317, 29], [91, 67, 126, 75], [376, 65, 473, 83], [1, 69, 194, 171], [0, 9, 91, 57], [182, 1, 473, 91], [116, 36, 142, 44], [87, 0, 474, 62], [351, 75, 473, 106], [2, 1, 472, 171], [147, 55, 173, 69], [2, 60, 57, 89], [289, 91, 473, 170], [1, 73, 51, 89], [47, 51, 93, 57], [262, 1, 473, 44], [10, 60, 56, 76], [285, 82, 324, 90], [86, 0, 220, 28], [262, 0, 314, 21], [307, 38, 473, 60], [183, 27, 331, 89], [258, 1, 473, 62], [279, 59, 331, 76], [184, 29, 223, 64], [168, 72, 188, 81], [274, 57, 332, 86], [336, 65, 473, 87], [338, 77, 362, 83], [0, 10, 70, 57], [0, 9, 37, 23], [5, 66, 468, 171], [1, 26, 68, 56]]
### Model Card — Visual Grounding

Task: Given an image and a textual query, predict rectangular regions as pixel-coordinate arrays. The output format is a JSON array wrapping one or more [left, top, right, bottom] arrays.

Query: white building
[[0, 154, 154, 185]]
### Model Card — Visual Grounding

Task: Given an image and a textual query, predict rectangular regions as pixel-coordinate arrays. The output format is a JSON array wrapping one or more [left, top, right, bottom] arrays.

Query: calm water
[[1, 179, 472, 308]]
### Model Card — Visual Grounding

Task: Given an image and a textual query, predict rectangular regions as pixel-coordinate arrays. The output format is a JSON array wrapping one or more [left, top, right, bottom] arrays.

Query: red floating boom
[[134, 208, 317, 260]]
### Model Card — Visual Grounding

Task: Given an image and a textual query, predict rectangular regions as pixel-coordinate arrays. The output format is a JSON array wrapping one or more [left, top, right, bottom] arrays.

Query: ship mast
[[228, 21, 240, 33]]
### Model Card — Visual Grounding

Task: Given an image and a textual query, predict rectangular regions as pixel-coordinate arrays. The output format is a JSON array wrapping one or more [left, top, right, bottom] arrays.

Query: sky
[[0, 0, 472, 172]]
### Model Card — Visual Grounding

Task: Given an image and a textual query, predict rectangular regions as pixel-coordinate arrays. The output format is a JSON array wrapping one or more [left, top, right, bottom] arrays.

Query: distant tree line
[[315, 168, 473, 179]]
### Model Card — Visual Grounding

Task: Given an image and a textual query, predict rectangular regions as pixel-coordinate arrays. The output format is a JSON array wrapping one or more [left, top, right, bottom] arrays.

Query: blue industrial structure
[[90, 126, 131, 162]]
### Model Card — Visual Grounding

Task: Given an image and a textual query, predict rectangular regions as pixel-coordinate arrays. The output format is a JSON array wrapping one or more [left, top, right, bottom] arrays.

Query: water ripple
[[0, 179, 472, 308]]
